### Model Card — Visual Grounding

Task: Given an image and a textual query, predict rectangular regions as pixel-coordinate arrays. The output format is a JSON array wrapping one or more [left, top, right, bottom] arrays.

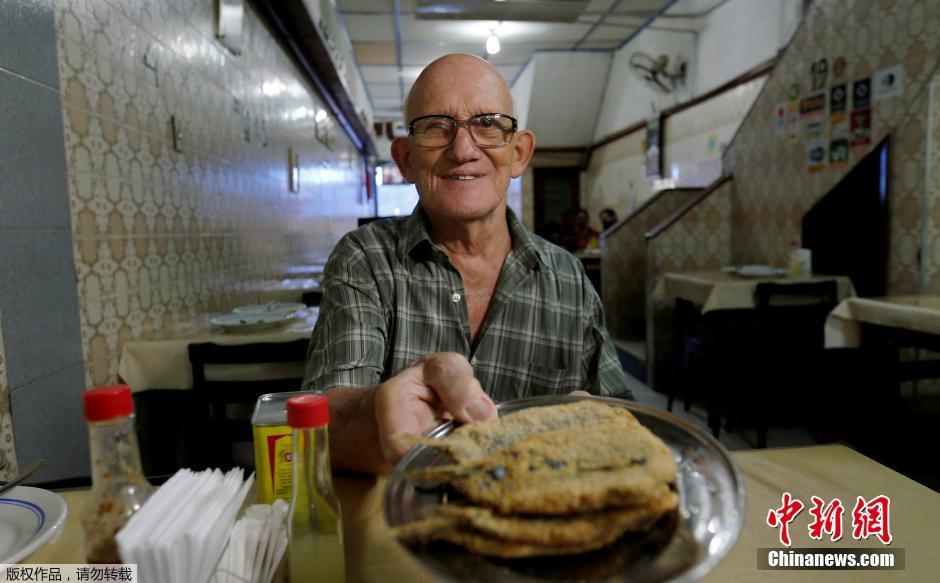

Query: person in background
[[559, 208, 579, 251], [302, 54, 630, 474], [574, 208, 599, 251], [599, 207, 618, 231]]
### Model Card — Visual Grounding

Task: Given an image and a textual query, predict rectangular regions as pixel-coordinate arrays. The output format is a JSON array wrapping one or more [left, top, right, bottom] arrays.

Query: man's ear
[[390, 137, 414, 183], [510, 130, 536, 178]]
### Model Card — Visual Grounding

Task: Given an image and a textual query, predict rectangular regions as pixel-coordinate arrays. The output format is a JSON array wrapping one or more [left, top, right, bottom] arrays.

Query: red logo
[[808, 496, 844, 542], [766, 492, 804, 546], [852, 495, 892, 544], [766, 493, 893, 546]]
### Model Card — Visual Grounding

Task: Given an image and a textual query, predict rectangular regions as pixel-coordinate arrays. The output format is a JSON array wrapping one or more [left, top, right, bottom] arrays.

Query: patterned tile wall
[[923, 75, 940, 292], [54, 0, 371, 386], [601, 189, 699, 340], [0, 312, 18, 480], [723, 0, 940, 293], [645, 181, 733, 389], [583, 131, 651, 225]]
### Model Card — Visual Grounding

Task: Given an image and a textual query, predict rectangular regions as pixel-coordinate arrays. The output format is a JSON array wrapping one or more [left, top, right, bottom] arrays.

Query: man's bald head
[[404, 54, 514, 122]]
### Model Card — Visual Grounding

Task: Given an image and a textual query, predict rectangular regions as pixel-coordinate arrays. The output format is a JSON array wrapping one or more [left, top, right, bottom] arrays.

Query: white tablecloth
[[117, 308, 318, 392], [825, 295, 940, 348], [654, 270, 856, 313]]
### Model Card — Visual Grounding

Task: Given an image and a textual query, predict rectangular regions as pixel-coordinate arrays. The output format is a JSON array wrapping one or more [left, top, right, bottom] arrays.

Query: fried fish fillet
[[395, 400, 680, 558], [395, 489, 678, 547], [411, 406, 677, 514]]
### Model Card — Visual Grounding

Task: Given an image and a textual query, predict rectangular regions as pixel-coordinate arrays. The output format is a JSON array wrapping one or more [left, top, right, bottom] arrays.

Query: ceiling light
[[314, 108, 327, 123], [486, 33, 500, 55]]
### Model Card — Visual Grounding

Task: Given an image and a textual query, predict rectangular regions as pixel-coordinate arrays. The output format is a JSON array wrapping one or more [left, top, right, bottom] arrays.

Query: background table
[[825, 295, 940, 349], [117, 308, 318, 392], [26, 445, 940, 581], [655, 270, 856, 313]]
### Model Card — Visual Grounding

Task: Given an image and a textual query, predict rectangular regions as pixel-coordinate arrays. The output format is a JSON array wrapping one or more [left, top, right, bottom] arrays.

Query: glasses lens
[[412, 117, 455, 147], [470, 115, 514, 145]]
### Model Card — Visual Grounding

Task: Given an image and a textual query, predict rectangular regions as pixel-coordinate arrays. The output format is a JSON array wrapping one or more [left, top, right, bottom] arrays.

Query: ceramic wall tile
[[54, 0, 371, 387], [0, 310, 19, 480], [601, 189, 699, 340]]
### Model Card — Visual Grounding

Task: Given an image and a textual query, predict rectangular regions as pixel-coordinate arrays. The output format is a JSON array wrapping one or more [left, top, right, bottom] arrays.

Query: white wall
[[584, 131, 652, 221], [696, 0, 802, 94], [664, 76, 767, 186], [593, 28, 698, 143], [523, 52, 612, 147], [511, 59, 536, 131]]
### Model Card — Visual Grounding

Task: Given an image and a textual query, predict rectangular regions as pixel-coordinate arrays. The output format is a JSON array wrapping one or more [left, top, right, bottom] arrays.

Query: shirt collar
[[397, 205, 546, 270]]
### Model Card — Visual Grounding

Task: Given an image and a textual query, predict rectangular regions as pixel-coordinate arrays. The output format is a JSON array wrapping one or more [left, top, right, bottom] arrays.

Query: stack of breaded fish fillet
[[395, 400, 679, 558]]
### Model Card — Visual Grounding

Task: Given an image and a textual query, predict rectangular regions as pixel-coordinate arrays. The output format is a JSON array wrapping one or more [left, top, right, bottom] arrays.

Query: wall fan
[[629, 52, 687, 93]]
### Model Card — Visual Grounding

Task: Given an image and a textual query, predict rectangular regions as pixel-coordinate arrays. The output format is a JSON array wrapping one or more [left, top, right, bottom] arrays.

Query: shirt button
[[470, 356, 479, 366], [451, 293, 461, 303]]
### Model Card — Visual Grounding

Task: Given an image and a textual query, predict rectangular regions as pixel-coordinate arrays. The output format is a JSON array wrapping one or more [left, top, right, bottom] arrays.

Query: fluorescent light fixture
[[314, 108, 328, 123], [486, 33, 500, 55]]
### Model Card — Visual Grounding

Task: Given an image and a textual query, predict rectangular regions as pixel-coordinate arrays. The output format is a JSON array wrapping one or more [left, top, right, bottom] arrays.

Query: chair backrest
[[188, 339, 310, 469], [753, 281, 839, 350]]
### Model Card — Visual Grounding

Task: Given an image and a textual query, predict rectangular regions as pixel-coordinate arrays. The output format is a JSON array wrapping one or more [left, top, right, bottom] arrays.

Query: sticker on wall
[[787, 97, 800, 141], [850, 108, 872, 147], [809, 58, 828, 91], [800, 92, 827, 139], [803, 119, 825, 138], [775, 102, 787, 138], [806, 138, 827, 173], [830, 112, 849, 139], [852, 78, 871, 109], [833, 56, 847, 80], [873, 65, 903, 100], [830, 83, 847, 113], [829, 138, 849, 169], [799, 92, 827, 119], [706, 132, 719, 156]]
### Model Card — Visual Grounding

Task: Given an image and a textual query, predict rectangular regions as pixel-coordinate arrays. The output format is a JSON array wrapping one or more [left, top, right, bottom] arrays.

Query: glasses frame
[[407, 113, 518, 148]]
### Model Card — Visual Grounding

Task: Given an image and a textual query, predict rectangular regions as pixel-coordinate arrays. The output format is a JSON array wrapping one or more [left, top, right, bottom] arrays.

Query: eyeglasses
[[408, 113, 518, 148]]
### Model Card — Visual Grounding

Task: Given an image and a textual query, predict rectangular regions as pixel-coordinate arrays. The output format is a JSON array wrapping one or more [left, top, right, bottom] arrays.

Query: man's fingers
[[416, 353, 498, 423]]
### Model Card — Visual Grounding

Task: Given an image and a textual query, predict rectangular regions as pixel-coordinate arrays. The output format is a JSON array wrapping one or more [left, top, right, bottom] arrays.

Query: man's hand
[[374, 352, 497, 465]]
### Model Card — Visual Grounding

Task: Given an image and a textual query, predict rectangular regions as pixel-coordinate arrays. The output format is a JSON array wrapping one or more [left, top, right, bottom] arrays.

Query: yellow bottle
[[287, 395, 345, 582]]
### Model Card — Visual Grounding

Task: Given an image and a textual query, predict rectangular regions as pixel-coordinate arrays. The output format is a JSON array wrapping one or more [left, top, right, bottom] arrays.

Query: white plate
[[725, 265, 788, 278], [0, 486, 68, 563], [232, 302, 306, 316], [210, 313, 296, 332]]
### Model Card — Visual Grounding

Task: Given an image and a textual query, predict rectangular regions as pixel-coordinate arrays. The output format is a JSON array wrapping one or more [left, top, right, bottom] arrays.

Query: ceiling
[[337, 0, 728, 121]]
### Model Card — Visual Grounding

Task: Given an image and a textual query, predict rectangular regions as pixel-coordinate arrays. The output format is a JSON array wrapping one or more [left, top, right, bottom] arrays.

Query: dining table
[[24, 444, 940, 581], [825, 295, 940, 349], [117, 307, 319, 393], [653, 269, 857, 314]]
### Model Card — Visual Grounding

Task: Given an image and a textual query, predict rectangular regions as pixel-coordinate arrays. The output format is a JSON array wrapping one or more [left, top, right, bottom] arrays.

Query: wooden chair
[[730, 281, 839, 447], [188, 339, 309, 470], [677, 281, 839, 447]]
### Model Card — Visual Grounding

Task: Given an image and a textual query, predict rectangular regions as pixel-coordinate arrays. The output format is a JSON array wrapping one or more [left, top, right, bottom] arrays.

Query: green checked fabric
[[302, 207, 632, 402]]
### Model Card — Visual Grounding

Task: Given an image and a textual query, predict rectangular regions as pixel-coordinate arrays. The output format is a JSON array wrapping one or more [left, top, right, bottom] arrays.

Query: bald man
[[303, 54, 630, 474]]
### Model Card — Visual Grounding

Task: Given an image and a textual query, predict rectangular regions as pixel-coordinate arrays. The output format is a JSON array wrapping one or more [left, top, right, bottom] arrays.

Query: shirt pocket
[[515, 361, 574, 398]]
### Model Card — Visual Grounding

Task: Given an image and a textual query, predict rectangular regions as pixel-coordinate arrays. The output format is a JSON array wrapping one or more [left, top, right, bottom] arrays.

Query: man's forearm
[[325, 386, 392, 474]]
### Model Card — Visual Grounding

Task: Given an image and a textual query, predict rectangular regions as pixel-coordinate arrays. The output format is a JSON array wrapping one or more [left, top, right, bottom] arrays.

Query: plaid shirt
[[302, 207, 631, 402]]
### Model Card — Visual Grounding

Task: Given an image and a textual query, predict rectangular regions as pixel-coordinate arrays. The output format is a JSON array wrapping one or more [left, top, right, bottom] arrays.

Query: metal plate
[[384, 396, 746, 582]]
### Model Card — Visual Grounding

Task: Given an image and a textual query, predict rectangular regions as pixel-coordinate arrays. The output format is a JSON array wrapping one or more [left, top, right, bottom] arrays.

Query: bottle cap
[[84, 385, 134, 421], [287, 394, 329, 428]]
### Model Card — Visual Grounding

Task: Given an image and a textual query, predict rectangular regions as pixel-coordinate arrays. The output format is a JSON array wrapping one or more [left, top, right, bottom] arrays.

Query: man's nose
[[446, 125, 481, 161]]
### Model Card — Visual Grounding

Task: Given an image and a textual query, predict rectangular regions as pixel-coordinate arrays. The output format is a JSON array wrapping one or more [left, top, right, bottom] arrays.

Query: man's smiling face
[[392, 55, 534, 225]]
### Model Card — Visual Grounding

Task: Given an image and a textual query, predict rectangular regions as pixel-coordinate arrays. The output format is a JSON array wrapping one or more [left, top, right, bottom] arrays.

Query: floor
[[622, 369, 820, 452]]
